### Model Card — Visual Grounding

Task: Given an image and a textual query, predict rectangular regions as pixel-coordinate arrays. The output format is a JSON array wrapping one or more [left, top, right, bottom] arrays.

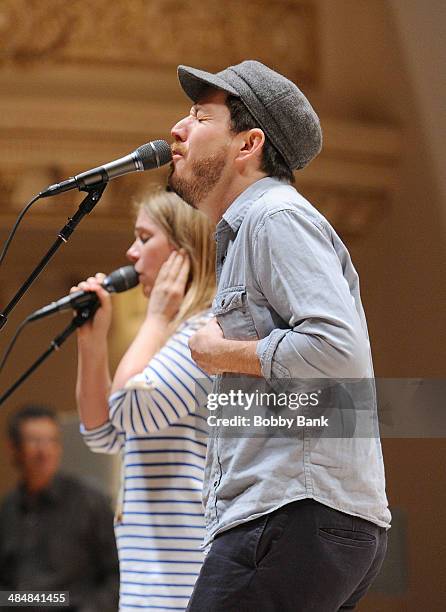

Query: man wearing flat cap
[[169, 60, 390, 611]]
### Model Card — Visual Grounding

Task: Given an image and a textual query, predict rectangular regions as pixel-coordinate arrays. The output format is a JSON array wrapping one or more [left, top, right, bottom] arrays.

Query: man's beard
[[168, 147, 228, 209]]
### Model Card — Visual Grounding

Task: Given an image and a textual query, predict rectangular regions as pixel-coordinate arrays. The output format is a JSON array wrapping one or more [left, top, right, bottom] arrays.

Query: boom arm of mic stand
[[0, 183, 107, 332], [0, 303, 99, 408]]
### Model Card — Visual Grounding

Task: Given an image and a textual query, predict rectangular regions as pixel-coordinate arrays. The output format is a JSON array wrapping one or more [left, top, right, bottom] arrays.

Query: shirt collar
[[217, 177, 284, 235]]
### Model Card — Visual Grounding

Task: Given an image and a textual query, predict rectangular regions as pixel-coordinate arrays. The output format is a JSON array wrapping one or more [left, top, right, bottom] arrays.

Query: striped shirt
[[81, 313, 212, 611]]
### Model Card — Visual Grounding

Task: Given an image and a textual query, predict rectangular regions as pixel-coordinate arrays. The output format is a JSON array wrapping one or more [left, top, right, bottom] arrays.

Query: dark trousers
[[187, 498, 387, 612]]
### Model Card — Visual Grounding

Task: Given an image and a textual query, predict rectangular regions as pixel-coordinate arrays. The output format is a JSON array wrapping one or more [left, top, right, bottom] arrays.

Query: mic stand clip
[[0, 302, 99, 407]]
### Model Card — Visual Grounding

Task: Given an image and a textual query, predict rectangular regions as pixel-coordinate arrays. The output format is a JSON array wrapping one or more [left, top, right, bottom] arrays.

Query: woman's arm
[[74, 275, 113, 431], [111, 251, 190, 393], [107, 251, 214, 436], [75, 252, 194, 439], [108, 315, 213, 435]]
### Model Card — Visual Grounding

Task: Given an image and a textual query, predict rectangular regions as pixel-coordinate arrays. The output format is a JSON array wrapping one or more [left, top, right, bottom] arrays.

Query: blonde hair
[[137, 188, 216, 329]]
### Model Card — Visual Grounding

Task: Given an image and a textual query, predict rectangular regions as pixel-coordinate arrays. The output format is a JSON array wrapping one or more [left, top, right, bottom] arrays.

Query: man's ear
[[236, 128, 265, 163]]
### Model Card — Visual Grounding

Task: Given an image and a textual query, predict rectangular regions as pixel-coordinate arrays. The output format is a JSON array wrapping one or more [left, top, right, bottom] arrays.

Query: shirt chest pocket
[[213, 286, 258, 340]]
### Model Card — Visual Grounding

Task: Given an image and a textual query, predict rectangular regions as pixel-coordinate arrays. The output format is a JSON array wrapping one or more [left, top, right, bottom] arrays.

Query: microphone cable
[[0, 315, 32, 376], [0, 193, 41, 268]]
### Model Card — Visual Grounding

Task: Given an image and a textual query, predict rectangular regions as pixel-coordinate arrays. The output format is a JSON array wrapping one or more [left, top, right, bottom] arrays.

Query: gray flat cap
[[177, 60, 322, 171]]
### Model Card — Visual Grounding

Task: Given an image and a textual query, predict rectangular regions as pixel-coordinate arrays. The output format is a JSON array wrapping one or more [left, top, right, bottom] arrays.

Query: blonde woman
[[74, 190, 215, 611]]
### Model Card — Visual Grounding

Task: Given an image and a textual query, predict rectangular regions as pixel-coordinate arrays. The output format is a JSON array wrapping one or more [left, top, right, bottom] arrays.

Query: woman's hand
[[71, 273, 112, 342], [146, 250, 190, 325], [111, 252, 190, 393]]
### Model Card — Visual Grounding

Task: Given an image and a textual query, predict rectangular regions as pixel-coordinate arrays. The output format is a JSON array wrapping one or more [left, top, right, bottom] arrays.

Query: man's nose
[[171, 116, 190, 142]]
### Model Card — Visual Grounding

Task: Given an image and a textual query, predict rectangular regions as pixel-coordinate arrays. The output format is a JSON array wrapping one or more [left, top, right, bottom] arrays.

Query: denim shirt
[[202, 177, 391, 547]]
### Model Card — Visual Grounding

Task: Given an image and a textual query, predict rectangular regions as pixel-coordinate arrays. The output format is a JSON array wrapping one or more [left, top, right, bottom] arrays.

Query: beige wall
[[0, 1, 445, 609], [316, 6, 446, 607]]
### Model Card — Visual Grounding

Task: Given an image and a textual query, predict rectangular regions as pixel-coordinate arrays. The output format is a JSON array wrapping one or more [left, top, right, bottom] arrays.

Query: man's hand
[[189, 318, 262, 377], [189, 318, 225, 375]]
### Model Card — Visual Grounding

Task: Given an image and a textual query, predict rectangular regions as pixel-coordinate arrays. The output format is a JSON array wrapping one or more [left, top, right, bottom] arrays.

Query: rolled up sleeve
[[254, 209, 370, 380], [80, 420, 124, 455]]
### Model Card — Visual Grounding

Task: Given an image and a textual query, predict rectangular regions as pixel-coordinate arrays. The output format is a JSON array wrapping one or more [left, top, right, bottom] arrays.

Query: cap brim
[[177, 65, 240, 102]]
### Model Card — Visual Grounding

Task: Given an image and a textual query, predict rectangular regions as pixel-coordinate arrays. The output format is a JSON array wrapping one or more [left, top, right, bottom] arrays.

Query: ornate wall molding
[[298, 184, 389, 237], [0, 0, 317, 84], [0, 0, 399, 241], [0, 107, 400, 240]]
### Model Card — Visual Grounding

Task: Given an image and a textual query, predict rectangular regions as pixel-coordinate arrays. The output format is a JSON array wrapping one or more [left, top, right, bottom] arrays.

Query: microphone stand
[[0, 303, 98, 407], [0, 183, 107, 331]]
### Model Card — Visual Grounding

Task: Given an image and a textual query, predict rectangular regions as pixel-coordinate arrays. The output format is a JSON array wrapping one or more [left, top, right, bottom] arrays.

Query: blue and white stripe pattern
[[81, 313, 212, 611]]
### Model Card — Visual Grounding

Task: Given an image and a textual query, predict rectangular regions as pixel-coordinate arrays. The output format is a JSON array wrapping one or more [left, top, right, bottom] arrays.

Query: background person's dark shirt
[[0, 474, 119, 612]]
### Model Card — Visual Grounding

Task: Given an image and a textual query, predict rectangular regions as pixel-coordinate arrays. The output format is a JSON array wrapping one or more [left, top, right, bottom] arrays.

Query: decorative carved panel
[[299, 185, 389, 238], [0, 165, 392, 243], [0, 0, 400, 241], [0, 0, 317, 83]]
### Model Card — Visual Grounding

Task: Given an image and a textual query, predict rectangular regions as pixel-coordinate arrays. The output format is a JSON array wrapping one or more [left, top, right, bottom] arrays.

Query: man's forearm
[[189, 318, 262, 376], [216, 339, 262, 376]]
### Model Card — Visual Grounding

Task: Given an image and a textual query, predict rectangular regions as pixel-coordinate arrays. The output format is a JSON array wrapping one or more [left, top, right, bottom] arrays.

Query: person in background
[[0, 404, 119, 612], [74, 189, 215, 611]]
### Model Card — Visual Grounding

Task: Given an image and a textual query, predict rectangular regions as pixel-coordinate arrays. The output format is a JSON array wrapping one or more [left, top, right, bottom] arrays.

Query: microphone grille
[[104, 266, 139, 293], [136, 140, 172, 170]]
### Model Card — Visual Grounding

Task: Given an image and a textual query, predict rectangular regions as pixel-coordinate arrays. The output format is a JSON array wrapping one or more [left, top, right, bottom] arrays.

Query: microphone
[[28, 265, 139, 322], [40, 140, 172, 198]]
